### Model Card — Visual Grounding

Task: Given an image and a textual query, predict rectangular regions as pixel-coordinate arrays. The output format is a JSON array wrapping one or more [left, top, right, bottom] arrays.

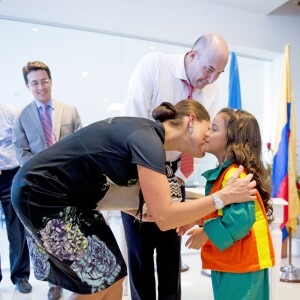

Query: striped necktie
[[41, 104, 56, 147], [182, 79, 193, 99], [180, 80, 194, 178]]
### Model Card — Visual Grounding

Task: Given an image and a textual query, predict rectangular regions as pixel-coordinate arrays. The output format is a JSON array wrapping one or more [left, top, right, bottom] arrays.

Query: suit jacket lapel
[[29, 102, 45, 140], [53, 100, 63, 141]]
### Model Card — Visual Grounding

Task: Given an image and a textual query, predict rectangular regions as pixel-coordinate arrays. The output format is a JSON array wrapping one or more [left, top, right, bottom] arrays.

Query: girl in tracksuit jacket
[[178, 108, 274, 300]]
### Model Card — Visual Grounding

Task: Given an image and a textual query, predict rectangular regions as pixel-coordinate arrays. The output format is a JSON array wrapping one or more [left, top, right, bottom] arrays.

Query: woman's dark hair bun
[[152, 102, 177, 122]]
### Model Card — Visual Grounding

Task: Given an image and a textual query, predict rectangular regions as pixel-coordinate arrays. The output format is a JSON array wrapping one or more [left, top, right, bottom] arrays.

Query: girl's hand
[[185, 227, 208, 250]]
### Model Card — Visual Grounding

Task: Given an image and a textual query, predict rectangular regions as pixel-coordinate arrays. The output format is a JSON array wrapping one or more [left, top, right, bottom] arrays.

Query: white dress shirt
[[121, 52, 220, 180], [0, 104, 20, 170]]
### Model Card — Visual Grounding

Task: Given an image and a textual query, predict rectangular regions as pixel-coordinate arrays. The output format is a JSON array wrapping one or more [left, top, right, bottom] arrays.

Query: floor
[[0, 213, 300, 300]]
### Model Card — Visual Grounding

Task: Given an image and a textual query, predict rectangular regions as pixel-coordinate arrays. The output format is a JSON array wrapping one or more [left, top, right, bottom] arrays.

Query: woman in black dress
[[11, 100, 257, 300]]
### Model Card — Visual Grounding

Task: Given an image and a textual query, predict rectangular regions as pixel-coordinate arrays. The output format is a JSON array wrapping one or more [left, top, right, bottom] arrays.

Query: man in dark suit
[[13, 61, 82, 300]]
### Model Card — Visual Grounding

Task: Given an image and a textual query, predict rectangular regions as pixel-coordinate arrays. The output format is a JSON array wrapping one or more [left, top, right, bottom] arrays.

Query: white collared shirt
[[121, 52, 220, 180], [0, 104, 20, 170], [122, 52, 219, 118]]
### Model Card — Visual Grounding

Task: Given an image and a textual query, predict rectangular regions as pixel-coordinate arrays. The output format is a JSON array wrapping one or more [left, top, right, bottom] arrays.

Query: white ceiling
[[202, 0, 296, 15], [0, 0, 299, 31]]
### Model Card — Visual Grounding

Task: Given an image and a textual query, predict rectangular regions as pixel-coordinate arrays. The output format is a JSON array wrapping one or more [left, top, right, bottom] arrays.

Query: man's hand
[[176, 223, 195, 236], [122, 210, 155, 222], [140, 213, 155, 222]]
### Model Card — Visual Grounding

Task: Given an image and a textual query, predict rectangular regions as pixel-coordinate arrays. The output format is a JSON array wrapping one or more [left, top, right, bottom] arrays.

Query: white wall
[[1, 0, 298, 170], [0, 19, 273, 179]]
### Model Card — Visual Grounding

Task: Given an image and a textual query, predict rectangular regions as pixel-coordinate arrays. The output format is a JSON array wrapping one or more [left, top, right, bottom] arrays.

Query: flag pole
[[280, 228, 300, 282], [288, 228, 292, 265], [272, 43, 300, 283]]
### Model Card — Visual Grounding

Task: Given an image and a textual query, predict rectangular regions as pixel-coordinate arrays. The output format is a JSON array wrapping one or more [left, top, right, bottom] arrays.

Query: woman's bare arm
[[137, 165, 256, 231]]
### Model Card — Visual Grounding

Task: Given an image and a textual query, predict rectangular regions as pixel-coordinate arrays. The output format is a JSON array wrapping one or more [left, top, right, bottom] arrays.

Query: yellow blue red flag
[[271, 44, 300, 240]]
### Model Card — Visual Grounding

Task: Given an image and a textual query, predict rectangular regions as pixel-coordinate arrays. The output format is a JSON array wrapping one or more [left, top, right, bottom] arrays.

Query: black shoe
[[181, 262, 190, 272], [48, 286, 63, 300], [16, 279, 32, 293]]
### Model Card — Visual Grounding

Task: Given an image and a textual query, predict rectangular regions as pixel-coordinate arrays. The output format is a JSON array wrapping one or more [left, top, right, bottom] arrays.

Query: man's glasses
[[28, 79, 50, 88]]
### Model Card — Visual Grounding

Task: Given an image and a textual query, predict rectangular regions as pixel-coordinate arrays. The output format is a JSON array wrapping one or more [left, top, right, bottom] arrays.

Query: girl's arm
[[204, 202, 255, 251]]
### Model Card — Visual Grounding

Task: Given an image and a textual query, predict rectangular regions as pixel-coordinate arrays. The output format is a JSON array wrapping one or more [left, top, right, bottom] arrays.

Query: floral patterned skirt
[[11, 181, 127, 295]]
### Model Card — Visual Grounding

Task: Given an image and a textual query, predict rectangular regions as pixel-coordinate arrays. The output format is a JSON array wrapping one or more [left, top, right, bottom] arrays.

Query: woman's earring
[[189, 123, 193, 134]]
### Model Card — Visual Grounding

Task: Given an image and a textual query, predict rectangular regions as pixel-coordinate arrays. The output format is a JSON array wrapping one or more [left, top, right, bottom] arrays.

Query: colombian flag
[[271, 44, 300, 241]]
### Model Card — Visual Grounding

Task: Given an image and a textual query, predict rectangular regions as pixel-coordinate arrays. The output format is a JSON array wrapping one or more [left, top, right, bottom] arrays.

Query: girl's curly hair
[[218, 108, 273, 222]]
